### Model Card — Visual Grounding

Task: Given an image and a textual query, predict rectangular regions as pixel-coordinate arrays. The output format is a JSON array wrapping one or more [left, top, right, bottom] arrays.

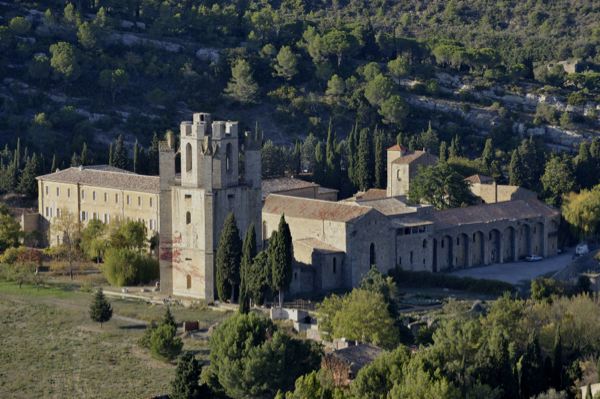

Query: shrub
[[150, 323, 182, 361], [102, 248, 158, 286]]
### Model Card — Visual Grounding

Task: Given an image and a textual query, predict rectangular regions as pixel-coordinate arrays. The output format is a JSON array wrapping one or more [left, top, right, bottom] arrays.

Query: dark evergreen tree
[[270, 214, 293, 307], [215, 213, 242, 302], [481, 138, 494, 173], [162, 307, 177, 330], [108, 142, 114, 166], [552, 326, 563, 390], [170, 352, 203, 399], [147, 132, 160, 175], [80, 142, 89, 166], [448, 135, 460, 158], [89, 288, 113, 327], [50, 153, 57, 172], [439, 141, 448, 163], [17, 153, 40, 197], [113, 134, 128, 170], [239, 223, 256, 313], [133, 139, 139, 173], [325, 121, 340, 188], [518, 335, 545, 399], [373, 127, 385, 189], [70, 152, 80, 166], [509, 149, 525, 186], [355, 127, 373, 191], [313, 141, 326, 185]]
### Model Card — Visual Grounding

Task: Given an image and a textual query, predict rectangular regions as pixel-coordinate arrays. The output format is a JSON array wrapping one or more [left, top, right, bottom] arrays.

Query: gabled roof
[[262, 177, 318, 196], [36, 165, 160, 194], [430, 198, 559, 230], [392, 150, 438, 165], [263, 194, 374, 223], [465, 174, 494, 184]]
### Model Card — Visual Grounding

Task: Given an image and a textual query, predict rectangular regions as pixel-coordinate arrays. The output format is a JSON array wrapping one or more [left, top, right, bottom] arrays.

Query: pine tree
[[17, 154, 40, 197], [89, 288, 113, 327], [439, 141, 448, 163], [356, 128, 373, 191], [80, 142, 89, 166], [215, 213, 242, 302], [225, 59, 259, 104], [162, 307, 177, 330], [133, 139, 139, 173], [239, 224, 257, 313], [270, 215, 293, 308], [171, 352, 207, 399], [373, 128, 385, 189], [273, 46, 298, 81]]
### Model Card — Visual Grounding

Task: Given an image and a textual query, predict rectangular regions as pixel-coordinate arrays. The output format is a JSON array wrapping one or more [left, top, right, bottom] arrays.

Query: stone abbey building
[[37, 113, 560, 300]]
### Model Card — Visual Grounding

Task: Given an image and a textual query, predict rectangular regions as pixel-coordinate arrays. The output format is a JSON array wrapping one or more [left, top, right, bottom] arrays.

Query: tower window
[[186, 275, 192, 289], [396, 170, 401, 181], [369, 243, 376, 266], [185, 143, 192, 172], [186, 211, 191, 225]]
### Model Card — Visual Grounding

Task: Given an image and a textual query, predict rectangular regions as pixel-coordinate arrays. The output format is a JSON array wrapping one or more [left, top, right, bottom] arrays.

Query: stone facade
[[264, 146, 560, 296], [158, 113, 262, 300], [36, 165, 160, 245]]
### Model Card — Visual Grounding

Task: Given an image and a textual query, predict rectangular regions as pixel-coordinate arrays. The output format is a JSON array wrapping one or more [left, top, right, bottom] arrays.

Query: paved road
[[448, 251, 574, 285]]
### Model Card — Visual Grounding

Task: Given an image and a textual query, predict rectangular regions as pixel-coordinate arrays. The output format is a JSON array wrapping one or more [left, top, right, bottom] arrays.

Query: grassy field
[[0, 282, 231, 399]]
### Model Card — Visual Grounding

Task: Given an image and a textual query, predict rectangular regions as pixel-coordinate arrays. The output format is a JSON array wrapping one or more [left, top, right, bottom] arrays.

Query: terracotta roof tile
[[261, 177, 318, 200], [392, 151, 438, 165], [387, 144, 407, 151], [263, 194, 373, 223], [430, 198, 559, 230], [465, 174, 494, 184], [37, 165, 160, 194]]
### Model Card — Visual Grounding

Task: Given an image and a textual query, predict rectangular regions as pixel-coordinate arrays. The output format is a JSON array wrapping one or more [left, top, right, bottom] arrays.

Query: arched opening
[[472, 231, 485, 266], [456, 233, 469, 268], [185, 211, 191, 225], [225, 143, 232, 173], [489, 229, 501, 264], [518, 224, 531, 259], [503, 226, 516, 262], [185, 143, 192, 172], [186, 275, 192, 289], [369, 243, 376, 266]]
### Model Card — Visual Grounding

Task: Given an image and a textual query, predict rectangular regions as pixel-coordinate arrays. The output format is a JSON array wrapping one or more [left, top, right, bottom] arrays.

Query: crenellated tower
[[159, 112, 262, 300]]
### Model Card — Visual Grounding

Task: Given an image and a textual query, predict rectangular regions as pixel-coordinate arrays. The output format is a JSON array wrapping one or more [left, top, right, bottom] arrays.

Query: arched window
[[186, 275, 192, 289], [186, 211, 191, 225], [185, 143, 192, 172], [422, 239, 427, 248], [396, 170, 402, 181], [369, 243, 376, 266], [225, 143, 232, 172], [333, 258, 337, 274]]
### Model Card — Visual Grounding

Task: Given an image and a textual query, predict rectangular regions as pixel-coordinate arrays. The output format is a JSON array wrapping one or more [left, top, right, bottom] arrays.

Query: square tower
[[159, 113, 262, 301]]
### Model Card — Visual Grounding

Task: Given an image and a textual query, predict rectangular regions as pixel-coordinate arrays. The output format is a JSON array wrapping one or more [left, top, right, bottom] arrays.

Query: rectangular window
[[104, 213, 110, 224], [115, 193, 119, 203], [92, 212, 97, 220], [80, 211, 86, 221], [56, 208, 61, 217], [45, 186, 48, 195], [138, 196, 141, 207], [56, 187, 60, 196], [45, 207, 49, 217], [67, 188, 70, 198], [149, 198, 153, 207], [92, 191, 96, 201], [127, 195, 130, 205], [104, 193, 108, 202], [81, 190, 85, 200], [49, 208, 53, 218]]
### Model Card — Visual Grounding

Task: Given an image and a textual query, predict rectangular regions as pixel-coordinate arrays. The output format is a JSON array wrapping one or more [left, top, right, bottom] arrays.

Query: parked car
[[525, 255, 543, 262], [575, 243, 590, 257]]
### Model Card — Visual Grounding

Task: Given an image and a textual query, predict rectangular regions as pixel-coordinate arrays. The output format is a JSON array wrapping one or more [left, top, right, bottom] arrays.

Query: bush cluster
[[101, 248, 158, 286]]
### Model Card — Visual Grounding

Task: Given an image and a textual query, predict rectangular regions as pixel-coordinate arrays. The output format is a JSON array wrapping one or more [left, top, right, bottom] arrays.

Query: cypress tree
[[89, 288, 113, 327], [509, 149, 525, 186], [71, 152, 80, 167], [439, 141, 448, 163], [313, 141, 326, 185], [396, 132, 403, 147], [13, 137, 21, 170], [108, 143, 114, 166], [373, 127, 385, 189], [448, 135, 460, 158], [133, 139, 139, 173], [170, 352, 202, 399], [347, 123, 357, 186], [215, 213, 242, 302], [239, 224, 256, 313], [481, 138, 494, 173], [325, 120, 340, 188], [270, 215, 293, 308], [356, 128, 373, 191], [17, 154, 40, 197], [80, 142, 89, 166], [552, 326, 563, 390], [147, 132, 160, 175], [113, 134, 128, 170], [50, 153, 57, 172]]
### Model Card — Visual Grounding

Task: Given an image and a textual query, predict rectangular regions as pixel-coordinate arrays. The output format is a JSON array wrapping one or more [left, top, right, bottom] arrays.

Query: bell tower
[[180, 113, 212, 188]]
